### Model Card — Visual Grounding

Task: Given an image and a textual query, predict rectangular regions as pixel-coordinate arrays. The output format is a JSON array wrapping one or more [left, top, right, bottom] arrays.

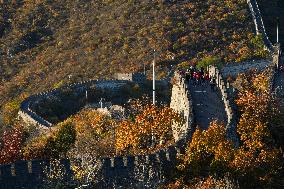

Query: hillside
[[0, 0, 266, 110]]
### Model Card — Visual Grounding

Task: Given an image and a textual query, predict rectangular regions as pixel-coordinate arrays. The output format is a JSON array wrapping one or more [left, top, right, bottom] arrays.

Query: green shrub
[[45, 122, 76, 158], [196, 56, 222, 70], [23, 121, 76, 159]]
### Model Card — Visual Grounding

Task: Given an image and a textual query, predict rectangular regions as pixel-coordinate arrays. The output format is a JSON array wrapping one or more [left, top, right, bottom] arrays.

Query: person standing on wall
[[210, 76, 216, 91], [200, 67, 205, 85], [204, 72, 210, 85], [193, 71, 197, 86], [185, 70, 191, 84]]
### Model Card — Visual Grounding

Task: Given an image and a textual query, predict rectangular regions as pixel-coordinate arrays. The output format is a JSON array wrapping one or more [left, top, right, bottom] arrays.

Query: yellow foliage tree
[[232, 72, 282, 186], [178, 121, 234, 177], [116, 104, 184, 155], [68, 109, 117, 159]]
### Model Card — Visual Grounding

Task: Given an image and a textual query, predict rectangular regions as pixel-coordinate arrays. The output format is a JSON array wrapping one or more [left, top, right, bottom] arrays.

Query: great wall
[[0, 0, 283, 188], [18, 79, 133, 130], [0, 72, 192, 188]]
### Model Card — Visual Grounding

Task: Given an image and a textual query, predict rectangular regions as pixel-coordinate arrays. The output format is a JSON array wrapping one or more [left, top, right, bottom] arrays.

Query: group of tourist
[[178, 66, 217, 91]]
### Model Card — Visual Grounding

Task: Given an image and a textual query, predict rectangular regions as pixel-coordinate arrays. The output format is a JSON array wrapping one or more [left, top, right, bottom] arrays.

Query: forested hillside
[[0, 0, 266, 110]]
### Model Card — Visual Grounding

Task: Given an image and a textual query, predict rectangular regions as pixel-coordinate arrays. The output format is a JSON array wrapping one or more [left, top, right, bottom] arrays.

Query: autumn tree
[[66, 109, 120, 187], [0, 125, 23, 164], [232, 71, 283, 187], [178, 121, 234, 179], [67, 109, 117, 159], [116, 101, 184, 155], [44, 122, 76, 158], [160, 175, 239, 189]]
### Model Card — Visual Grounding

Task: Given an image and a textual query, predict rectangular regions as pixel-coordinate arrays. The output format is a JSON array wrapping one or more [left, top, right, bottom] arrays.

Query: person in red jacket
[[204, 73, 210, 85], [193, 71, 197, 86]]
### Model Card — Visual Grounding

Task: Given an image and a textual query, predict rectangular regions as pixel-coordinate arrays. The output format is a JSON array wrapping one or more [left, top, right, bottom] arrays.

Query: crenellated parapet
[[18, 79, 131, 129], [208, 65, 239, 147], [0, 143, 183, 188], [247, 0, 274, 52]]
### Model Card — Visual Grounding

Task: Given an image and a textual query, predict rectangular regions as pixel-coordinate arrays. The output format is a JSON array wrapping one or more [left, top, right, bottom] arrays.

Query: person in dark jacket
[[210, 76, 216, 91]]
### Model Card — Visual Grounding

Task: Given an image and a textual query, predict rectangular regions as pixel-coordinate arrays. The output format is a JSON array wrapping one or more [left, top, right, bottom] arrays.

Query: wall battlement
[[18, 79, 131, 129], [0, 146, 181, 179], [208, 65, 239, 147], [247, 0, 274, 52], [0, 140, 183, 188]]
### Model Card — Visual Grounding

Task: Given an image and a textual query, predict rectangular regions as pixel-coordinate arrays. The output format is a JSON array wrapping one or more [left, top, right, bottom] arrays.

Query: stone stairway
[[188, 82, 227, 130]]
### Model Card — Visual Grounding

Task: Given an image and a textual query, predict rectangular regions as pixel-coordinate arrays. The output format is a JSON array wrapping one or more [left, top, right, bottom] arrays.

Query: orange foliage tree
[[178, 121, 234, 177], [232, 71, 282, 187], [67, 109, 117, 159], [116, 102, 184, 155]]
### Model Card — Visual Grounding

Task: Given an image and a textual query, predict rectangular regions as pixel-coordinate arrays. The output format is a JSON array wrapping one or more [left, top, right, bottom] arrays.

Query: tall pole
[[151, 50, 156, 147], [153, 50, 156, 105], [100, 98, 103, 109], [277, 17, 279, 43]]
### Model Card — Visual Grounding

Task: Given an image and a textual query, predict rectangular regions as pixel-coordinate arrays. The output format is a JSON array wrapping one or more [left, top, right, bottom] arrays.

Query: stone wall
[[247, 0, 274, 52], [214, 43, 281, 147], [170, 72, 194, 142], [0, 146, 182, 188], [115, 73, 146, 83], [208, 65, 239, 147], [221, 60, 271, 77], [18, 70, 192, 142], [18, 80, 130, 128]]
